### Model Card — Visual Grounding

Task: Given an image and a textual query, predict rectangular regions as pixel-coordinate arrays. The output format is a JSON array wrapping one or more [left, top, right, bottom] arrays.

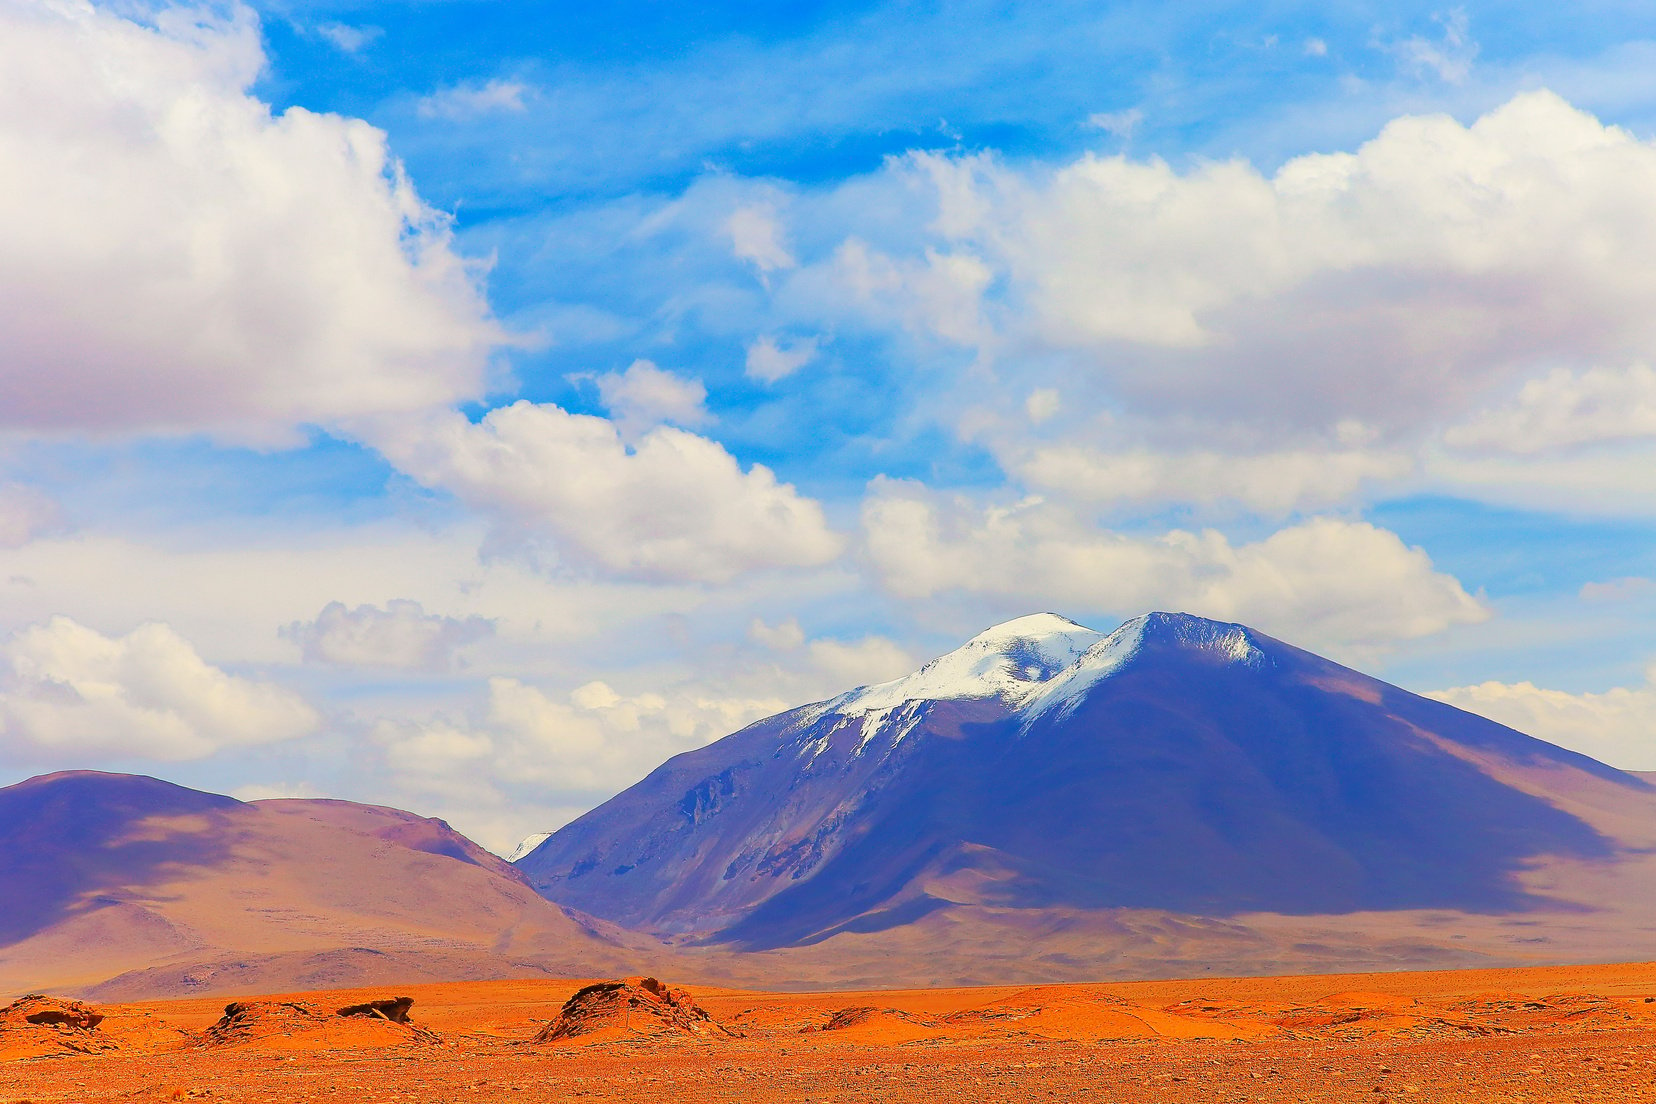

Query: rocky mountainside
[[516, 612, 1656, 958], [0, 771, 645, 998]]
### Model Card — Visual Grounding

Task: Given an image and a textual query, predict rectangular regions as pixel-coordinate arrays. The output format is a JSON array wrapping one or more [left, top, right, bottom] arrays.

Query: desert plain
[[7, 961, 1656, 1103]]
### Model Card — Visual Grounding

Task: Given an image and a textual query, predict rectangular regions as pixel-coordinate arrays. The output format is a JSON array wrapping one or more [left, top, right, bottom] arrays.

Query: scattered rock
[[533, 977, 737, 1042], [337, 997, 414, 1023]]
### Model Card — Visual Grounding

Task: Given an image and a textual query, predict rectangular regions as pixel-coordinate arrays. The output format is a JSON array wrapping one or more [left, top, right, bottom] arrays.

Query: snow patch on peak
[[505, 831, 552, 863], [1025, 612, 1269, 721], [828, 613, 1103, 717], [1138, 611, 1267, 664], [1023, 615, 1150, 720]]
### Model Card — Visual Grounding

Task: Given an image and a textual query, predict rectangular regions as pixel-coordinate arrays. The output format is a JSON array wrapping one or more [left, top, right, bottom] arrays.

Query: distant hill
[[517, 612, 1656, 977], [0, 771, 645, 999]]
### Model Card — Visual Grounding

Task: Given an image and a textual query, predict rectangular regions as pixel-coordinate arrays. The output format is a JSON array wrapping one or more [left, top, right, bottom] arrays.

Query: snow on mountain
[[506, 831, 552, 863], [822, 610, 1269, 728], [826, 612, 1103, 718], [1025, 612, 1268, 720]]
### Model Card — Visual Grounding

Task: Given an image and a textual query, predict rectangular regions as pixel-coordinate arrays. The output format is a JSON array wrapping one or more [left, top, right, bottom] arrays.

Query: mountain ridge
[[516, 611, 1653, 953]]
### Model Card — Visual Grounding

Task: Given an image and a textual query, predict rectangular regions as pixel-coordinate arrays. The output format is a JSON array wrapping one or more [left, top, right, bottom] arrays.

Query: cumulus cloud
[[746, 617, 915, 689], [284, 599, 492, 670], [834, 92, 1656, 446], [376, 677, 790, 795], [0, 1, 501, 442], [749, 616, 807, 651], [1430, 666, 1656, 771], [745, 335, 818, 383], [416, 77, 530, 120], [1444, 364, 1656, 454], [0, 616, 316, 761], [835, 237, 993, 348], [367, 403, 843, 582], [595, 359, 709, 436], [1004, 444, 1412, 514], [860, 479, 1487, 654], [371, 621, 916, 846]]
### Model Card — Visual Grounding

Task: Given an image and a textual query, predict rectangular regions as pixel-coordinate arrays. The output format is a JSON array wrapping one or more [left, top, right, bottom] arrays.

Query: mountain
[[0, 771, 645, 999], [517, 612, 1656, 976]]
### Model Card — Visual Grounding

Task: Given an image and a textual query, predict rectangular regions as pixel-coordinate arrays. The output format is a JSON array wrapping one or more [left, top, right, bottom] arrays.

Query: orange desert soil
[[7, 961, 1656, 1101]]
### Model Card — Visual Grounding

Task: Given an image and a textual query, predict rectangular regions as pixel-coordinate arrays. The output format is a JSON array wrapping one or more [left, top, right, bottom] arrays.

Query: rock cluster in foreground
[[534, 977, 737, 1042]]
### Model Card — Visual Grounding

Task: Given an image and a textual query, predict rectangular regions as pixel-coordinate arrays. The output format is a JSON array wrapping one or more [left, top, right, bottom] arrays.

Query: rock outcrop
[[533, 977, 736, 1042], [337, 996, 414, 1023], [200, 996, 437, 1048], [0, 994, 115, 1054]]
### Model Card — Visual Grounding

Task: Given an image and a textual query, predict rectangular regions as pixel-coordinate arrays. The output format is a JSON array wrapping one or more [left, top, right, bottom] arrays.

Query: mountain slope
[[517, 613, 1656, 957], [0, 771, 646, 998]]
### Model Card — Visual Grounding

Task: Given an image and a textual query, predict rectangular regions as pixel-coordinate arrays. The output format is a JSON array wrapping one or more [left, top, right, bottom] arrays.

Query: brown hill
[[0, 772, 649, 1000]]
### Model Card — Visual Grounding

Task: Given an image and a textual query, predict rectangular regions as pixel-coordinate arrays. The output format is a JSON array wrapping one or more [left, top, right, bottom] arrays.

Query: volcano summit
[[518, 612, 1656, 963]]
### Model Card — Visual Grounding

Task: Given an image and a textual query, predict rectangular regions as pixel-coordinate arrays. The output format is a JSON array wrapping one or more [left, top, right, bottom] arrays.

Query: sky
[[2, 0, 1656, 852]]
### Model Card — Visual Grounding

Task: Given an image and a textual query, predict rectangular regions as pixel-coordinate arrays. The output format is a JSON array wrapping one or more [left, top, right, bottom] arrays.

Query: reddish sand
[[6, 961, 1656, 1101]]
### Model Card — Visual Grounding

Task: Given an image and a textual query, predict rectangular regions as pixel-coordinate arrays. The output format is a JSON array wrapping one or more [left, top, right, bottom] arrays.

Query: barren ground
[[7, 961, 1656, 1102]]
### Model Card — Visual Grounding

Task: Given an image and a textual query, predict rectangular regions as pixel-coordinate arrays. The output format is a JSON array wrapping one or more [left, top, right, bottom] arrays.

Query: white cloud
[[745, 617, 913, 687], [284, 599, 492, 670], [1430, 666, 1656, 770], [749, 616, 806, 651], [1444, 364, 1656, 453], [1304, 38, 1328, 58], [840, 91, 1656, 445], [314, 21, 380, 54], [416, 77, 530, 120], [1024, 389, 1061, 423], [0, 485, 63, 548], [745, 335, 818, 383], [0, 1, 502, 442], [860, 479, 1488, 655], [376, 676, 789, 796], [1580, 577, 1653, 603], [1390, 8, 1478, 84], [801, 635, 915, 691], [595, 359, 710, 436], [1087, 108, 1142, 139], [0, 616, 316, 761], [1420, 442, 1656, 517], [366, 402, 843, 582], [1005, 444, 1412, 514], [231, 780, 323, 801], [370, 621, 915, 846], [727, 204, 796, 273], [835, 237, 993, 348]]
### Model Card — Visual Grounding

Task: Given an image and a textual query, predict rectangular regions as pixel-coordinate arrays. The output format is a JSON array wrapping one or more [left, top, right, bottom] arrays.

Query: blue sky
[[1, 0, 1655, 850]]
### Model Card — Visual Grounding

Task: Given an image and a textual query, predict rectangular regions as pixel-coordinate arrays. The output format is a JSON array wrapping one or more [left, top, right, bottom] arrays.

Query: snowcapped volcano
[[515, 612, 1653, 954], [827, 612, 1104, 716], [825, 612, 1266, 720]]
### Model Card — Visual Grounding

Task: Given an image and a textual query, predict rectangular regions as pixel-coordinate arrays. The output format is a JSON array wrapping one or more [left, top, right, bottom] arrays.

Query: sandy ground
[[7, 962, 1656, 1102]]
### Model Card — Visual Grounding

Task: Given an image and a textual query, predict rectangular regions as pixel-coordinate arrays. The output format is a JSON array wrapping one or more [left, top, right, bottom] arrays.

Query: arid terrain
[[7, 961, 1656, 1102]]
